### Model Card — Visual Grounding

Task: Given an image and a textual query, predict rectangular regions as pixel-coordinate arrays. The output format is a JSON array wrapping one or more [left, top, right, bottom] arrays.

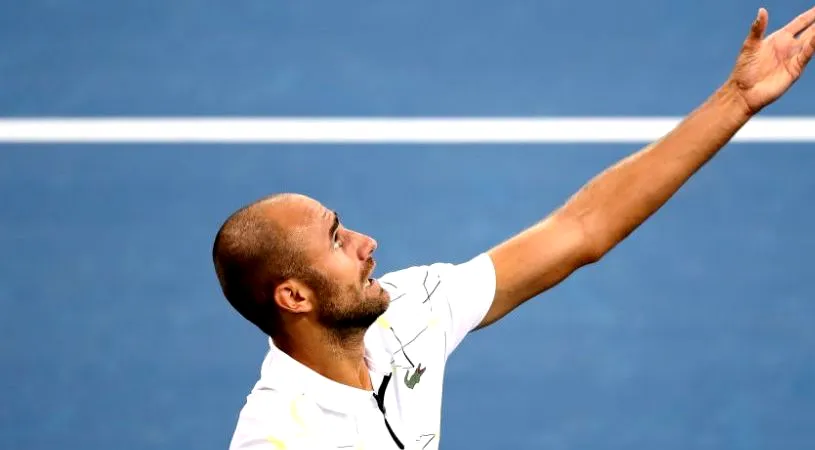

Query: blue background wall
[[2, 1, 814, 449]]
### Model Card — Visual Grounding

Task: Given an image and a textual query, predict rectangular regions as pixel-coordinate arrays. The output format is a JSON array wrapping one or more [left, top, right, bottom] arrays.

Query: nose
[[358, 234, 377, 260]]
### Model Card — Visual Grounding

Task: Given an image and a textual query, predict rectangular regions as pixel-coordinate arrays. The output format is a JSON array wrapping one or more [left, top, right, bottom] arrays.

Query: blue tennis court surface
[[2, 1, 815, 450]]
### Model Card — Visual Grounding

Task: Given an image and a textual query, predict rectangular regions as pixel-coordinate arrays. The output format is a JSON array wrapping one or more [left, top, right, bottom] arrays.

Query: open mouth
[[363, 259, 376, 287]]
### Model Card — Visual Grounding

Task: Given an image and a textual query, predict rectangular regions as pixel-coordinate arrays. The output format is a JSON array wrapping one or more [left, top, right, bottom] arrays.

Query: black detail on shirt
[[373, 374, 405, 449], [421, 271, 441, 305]]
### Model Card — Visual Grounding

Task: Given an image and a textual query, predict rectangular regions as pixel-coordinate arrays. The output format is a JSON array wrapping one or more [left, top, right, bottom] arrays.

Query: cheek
[[334, 260, 363, 285], [320, 251, 359, 279]]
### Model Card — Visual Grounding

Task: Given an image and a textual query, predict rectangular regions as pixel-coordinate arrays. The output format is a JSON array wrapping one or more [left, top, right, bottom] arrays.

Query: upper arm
[[478, 212, 597, 329], [376, 213, 592, 356]]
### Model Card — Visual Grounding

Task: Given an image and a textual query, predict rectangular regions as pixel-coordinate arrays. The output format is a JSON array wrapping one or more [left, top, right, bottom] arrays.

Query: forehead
[[264, 195, 333, 250]]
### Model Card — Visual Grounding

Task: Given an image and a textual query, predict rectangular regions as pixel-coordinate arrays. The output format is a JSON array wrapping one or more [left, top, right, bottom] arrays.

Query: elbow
[[582, 241, 606, 265], [579, 236, 605, 266], [566, 212, 609, 266]]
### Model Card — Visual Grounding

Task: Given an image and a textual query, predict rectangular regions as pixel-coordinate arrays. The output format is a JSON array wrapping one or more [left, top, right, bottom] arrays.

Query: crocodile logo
[[404, 364, 426, 389]]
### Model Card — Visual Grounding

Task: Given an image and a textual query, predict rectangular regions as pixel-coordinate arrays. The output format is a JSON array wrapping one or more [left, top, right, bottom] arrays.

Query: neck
[[274, 326, 373, 391]]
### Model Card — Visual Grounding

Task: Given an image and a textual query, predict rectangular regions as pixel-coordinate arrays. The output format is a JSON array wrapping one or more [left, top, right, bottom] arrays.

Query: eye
[[332, 230, 343, 249]]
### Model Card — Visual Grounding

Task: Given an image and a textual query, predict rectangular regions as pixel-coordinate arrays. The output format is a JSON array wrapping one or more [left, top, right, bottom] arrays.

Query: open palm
[[729, 6, 815, 114]]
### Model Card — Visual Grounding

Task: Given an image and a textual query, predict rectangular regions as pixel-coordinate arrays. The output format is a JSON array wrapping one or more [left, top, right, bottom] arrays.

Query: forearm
[[560, 84, 753, 260], [480, 7, 813, 329]]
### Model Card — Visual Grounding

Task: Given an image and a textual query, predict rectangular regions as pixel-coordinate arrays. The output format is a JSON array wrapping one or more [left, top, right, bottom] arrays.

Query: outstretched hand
[[727, 6, 815, 115]]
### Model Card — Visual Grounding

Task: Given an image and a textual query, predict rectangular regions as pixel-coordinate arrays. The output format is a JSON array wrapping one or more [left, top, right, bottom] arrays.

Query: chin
[[363, 293, 387, 314]]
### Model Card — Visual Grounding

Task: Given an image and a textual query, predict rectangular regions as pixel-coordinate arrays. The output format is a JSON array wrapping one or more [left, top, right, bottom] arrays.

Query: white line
[[1, 117, 815, 143]]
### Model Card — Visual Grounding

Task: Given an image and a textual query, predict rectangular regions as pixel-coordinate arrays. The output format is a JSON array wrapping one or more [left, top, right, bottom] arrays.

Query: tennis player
[[213, 6, 815, 449]]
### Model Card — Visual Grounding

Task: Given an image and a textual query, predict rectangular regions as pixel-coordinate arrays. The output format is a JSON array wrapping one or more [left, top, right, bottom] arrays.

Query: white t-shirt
[[228, 252, 497, 450]]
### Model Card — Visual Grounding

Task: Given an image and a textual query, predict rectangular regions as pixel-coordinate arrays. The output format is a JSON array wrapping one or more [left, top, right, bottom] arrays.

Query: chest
[[364, 321, 448, 449]]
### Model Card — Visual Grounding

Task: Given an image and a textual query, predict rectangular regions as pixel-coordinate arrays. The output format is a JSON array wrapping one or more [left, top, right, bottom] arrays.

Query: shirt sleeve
[[433, 253, 496, 358], [377, 252, 497, 360]]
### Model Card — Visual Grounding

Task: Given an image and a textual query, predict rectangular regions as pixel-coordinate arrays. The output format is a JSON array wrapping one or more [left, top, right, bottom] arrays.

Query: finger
[[783, 5, 815, 36], [798, 17, 815, 44], [796, 33, 815, 70], [747, 8, 769, 44]]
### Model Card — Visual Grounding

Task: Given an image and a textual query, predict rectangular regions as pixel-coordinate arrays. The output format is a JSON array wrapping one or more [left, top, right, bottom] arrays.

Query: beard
[[304, 268, 390, 336]]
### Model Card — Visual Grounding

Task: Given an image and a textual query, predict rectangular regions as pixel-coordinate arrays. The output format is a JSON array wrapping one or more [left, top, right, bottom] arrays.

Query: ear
[[274, 279, 315, 314]]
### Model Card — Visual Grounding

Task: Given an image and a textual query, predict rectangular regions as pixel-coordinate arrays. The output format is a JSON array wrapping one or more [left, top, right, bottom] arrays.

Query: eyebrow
[[328, 211, 340, 241]]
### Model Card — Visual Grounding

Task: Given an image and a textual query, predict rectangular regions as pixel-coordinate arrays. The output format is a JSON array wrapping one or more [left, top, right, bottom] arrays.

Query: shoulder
[[366, 253, 496, 360], [377, 252, 495, 301]]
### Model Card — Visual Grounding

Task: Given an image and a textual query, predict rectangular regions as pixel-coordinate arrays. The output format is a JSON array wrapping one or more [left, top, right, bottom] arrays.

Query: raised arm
[[479, 6, 815, 329]]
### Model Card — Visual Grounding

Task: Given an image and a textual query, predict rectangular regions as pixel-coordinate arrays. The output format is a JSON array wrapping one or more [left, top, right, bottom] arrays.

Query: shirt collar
[[258, 329, 393, 413]]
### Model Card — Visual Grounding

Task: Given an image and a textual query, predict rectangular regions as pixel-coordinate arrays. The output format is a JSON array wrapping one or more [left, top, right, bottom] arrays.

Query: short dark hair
[[211, 196, 308, 338]]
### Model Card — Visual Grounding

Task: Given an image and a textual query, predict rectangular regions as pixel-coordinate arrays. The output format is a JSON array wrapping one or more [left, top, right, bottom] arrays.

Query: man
[[213, 7, 815, 449]]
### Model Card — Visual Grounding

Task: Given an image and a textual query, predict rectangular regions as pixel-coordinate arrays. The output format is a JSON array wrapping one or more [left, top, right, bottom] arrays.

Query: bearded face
[[304, 264, 391, 333]]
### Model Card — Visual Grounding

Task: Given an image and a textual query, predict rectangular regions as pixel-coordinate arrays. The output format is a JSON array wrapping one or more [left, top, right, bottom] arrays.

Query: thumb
[[746, 8, 769, 46]]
